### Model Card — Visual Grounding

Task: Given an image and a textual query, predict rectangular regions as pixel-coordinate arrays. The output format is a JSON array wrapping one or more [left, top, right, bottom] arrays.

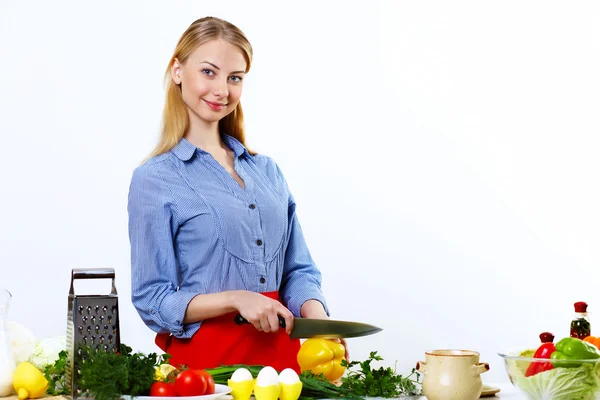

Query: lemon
[[12, 362, 49, 400], [155, 364, 177, 382]]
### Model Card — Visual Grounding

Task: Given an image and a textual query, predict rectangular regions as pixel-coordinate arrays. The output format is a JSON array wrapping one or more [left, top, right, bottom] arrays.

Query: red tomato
[[149, 382, 177, 397], [196, 370, 215, 395], [175, 369, 207, 396]]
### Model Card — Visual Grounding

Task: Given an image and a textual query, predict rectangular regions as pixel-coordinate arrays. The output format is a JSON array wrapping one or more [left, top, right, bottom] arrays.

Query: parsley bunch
[[43, 350, 70, 395], [340, 351, 422, 397]]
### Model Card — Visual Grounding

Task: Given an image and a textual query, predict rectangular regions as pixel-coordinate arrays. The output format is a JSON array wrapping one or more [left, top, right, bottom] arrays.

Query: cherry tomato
[[175, 369, 207, 396], [196, 370, 215, 395], [149, 381, 177, 397]]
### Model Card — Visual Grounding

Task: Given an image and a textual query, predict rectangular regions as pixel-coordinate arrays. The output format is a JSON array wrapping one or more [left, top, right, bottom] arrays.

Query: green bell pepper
[[550, 337, 600, 367]]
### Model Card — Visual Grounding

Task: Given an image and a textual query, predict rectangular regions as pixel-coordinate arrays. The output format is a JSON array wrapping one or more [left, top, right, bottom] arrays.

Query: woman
[[127, 16, 343, 372]]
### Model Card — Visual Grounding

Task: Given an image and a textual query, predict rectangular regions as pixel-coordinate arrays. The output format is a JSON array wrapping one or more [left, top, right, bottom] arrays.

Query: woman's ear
[[171, 58, 182, 85]]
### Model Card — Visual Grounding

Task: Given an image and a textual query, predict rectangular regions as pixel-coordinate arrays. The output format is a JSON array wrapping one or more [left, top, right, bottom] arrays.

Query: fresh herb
[[78, 344, 169, 400], [206, 365, 362, 400], [340, 351, 422, 397], [43, 350, 70, 395]]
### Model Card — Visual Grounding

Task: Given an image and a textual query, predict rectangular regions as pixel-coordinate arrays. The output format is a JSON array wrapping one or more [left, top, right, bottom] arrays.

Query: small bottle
[[570, 301, 591, 339]]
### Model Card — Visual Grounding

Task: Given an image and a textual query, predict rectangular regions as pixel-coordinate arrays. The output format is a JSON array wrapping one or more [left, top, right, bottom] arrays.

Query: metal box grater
[[65, 268, 121, 398]]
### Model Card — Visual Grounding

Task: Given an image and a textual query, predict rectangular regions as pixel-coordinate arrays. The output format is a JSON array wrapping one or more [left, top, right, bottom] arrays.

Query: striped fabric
[[127, 135, 328, 338]]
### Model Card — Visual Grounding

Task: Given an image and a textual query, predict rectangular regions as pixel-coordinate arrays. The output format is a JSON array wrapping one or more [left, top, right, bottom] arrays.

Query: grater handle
[[70, 268, 117, 295]]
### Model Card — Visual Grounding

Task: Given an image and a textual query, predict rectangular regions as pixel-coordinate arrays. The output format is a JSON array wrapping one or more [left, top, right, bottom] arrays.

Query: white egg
[[256, 366, 280, 386], [278, 368, 300, 384], [231, 367, 253, 382]]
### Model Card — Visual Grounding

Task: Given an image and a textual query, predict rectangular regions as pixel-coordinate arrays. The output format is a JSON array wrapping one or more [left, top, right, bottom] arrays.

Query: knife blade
[[233, 314, 382, 339]]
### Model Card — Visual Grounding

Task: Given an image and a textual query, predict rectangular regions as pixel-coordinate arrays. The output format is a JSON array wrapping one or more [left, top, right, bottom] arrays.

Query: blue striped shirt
[[127, 134, 328, 338]]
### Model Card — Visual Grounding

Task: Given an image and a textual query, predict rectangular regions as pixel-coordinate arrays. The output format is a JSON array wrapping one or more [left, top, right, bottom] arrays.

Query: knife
[[233, 314, 382, 339]]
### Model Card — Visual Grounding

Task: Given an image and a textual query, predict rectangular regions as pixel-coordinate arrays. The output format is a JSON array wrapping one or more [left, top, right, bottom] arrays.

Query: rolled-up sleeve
[[128, 164, 200, 338], [274, 164, 329, 317]]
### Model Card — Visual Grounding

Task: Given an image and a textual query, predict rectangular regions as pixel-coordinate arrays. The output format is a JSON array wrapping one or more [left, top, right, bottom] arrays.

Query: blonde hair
[[148, 17, 254, 159]]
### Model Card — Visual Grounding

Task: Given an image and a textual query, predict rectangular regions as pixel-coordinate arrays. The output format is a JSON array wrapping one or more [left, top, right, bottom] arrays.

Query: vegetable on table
[[296, 338, 346, 382], [174, 369, 207, 397], [525, 332, 556, 377], [507, 357, 600, 400], [149, 381, 176, 397], [208, 364, 361, 400], [583, 335, 600, 349], [12, 362, 49, 400], [77, 344, 169, 400], [342, 351, 421, 397], [550, 337, 600, 368]]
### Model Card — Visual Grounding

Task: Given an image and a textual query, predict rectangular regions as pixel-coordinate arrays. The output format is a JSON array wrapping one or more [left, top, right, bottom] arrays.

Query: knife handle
[[234, 313, 287, 328]]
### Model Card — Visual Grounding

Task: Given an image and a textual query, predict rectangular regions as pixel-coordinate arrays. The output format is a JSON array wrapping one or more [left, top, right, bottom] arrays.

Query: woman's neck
[[184, 118, 223, 152]]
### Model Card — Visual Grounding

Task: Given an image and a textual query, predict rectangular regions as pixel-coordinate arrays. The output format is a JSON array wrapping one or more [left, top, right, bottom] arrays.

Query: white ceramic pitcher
[[416, 349, 489, 400]]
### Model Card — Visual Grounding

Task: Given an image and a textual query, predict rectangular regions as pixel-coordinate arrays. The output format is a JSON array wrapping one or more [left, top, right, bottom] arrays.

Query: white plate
[[122, 383, 232, 400]]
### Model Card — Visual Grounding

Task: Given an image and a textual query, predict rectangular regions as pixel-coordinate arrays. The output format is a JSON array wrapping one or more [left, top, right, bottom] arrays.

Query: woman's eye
[[202, 69, 214, 76], [229, 76, 243, 83]]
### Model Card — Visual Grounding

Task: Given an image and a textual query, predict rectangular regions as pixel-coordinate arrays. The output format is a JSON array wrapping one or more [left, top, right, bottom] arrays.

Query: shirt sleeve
[[128, 163, 200, 338], [274, 164, 330, 317]]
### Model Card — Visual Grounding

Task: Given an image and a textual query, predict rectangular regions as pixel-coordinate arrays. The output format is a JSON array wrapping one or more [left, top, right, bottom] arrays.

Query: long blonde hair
[[148, 17, 254, 159]]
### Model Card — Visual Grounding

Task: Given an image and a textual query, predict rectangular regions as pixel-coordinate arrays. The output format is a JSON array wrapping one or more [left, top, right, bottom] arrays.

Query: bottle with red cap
[[570, 301, 591, 339]]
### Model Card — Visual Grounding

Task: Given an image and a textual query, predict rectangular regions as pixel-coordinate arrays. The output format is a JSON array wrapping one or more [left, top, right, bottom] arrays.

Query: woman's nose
[[212, 78, 229, 98]]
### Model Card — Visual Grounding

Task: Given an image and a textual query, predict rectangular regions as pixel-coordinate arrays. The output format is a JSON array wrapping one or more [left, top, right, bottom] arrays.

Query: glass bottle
[[0, 288, 16, 396], [570, 301, 591, 339]]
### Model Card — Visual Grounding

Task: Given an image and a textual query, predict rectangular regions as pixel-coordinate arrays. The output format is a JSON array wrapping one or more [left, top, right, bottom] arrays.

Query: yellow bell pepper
[[296, 338, 346, 381]]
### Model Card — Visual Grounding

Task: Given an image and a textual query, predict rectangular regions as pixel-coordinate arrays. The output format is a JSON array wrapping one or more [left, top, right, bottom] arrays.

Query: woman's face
[[172, 39, 247, 126]]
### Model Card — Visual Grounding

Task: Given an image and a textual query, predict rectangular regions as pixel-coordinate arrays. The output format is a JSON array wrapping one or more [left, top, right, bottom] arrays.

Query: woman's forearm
[[300, 299, 328, 319], [183, 291, 241, 323]]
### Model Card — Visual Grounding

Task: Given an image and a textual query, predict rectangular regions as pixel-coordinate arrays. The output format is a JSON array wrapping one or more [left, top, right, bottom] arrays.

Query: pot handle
[[416, 361, 428, 375], [473, 362, 490, 376]]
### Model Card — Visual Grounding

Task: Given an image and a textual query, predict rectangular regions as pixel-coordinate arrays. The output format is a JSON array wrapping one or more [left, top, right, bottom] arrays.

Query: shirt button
[[256, 239, 263, 246], [259, 277, 266, 284], [249, 204, 256, 209]]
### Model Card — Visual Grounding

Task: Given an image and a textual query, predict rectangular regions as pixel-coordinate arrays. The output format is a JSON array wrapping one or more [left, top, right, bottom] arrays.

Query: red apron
[[155, 291, 301, 373]]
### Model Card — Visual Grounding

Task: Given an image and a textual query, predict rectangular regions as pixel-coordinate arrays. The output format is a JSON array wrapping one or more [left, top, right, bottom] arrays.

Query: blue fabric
[[128, 135, 328, 338]]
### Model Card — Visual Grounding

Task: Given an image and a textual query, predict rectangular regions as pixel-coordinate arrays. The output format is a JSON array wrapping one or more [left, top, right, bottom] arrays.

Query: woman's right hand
[[233, 291, 294, 335]]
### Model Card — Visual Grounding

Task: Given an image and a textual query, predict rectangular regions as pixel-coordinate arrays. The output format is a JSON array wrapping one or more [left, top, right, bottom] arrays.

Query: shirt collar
[[221, 134, 250, 158], [171, 137, 197, 161], [171, 135, 250, 162]]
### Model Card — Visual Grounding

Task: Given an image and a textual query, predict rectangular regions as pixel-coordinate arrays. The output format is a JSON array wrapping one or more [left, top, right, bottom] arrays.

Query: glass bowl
[[498, 349, 600, 400]]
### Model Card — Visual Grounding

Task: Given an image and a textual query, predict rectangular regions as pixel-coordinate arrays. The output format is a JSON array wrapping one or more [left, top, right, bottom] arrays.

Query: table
[[1, 383, 526, 400]]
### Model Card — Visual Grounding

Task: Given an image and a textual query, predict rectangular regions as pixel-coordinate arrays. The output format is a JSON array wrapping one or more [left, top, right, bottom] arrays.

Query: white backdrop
[[1, 0, 599, 384]]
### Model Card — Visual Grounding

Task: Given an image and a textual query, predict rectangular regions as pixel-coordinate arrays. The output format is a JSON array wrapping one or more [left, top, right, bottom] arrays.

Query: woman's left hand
[[300, 300, 350, 361]]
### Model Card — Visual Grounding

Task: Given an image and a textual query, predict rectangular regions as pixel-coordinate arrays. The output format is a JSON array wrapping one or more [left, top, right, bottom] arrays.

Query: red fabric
[[155, 291, 301, 373]]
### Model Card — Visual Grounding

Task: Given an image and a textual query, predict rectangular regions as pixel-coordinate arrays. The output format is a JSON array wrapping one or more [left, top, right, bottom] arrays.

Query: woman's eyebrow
[[201, 61, 245, 75]]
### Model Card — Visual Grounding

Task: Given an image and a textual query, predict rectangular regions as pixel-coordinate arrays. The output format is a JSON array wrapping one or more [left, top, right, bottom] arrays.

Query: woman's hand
[[300, 300, 350, 361], [232, 291, 294, 334]]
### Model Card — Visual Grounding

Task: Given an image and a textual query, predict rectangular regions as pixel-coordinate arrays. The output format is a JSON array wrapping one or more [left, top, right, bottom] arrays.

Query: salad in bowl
[[499, 332, 600, 400]]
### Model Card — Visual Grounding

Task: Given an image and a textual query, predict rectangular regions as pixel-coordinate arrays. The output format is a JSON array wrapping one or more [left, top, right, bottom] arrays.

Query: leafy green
[[340, 351, 422, 397], [206, 364, 362, 400], [42, 350, 70, 395], [78, 344, 169, 400], [507, 358, 600, 400]]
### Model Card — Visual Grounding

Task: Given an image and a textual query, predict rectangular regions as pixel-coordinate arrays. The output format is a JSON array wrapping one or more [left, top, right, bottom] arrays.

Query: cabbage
[[28, 336, 67, 369], [7, 320, 37, 364], [507, 359, 600, 400]]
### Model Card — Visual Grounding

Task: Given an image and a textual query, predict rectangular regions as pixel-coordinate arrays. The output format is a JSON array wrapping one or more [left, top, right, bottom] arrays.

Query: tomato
[[196, 370, 215, 395], [175, 369, 207, 396], [149, 381, 177, 397]]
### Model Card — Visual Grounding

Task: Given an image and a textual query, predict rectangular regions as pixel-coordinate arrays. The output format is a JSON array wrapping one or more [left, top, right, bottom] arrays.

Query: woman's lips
[[203, 99, 227, 111]]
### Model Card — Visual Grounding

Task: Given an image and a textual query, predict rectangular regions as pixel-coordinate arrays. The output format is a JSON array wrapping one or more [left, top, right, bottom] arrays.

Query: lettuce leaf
[[507, 359, 600, 400]]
